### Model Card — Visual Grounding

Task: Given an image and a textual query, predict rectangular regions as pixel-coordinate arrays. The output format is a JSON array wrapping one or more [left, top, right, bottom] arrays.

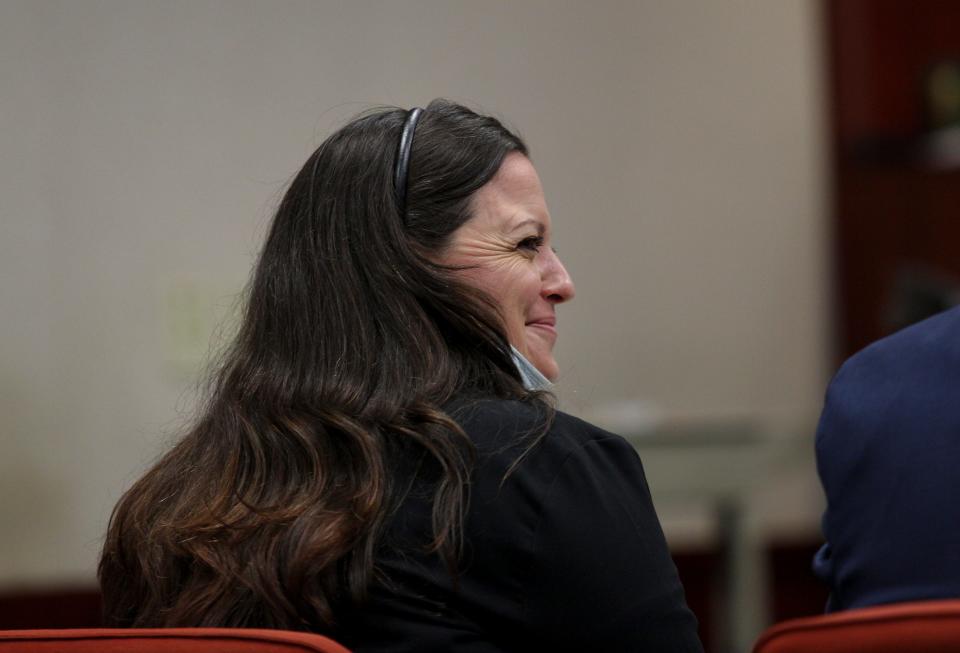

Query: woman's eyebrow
[[506, 217, 545, 235]]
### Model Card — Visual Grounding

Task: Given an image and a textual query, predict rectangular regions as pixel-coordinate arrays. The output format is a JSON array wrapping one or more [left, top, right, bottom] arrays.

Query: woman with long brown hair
[[99, 100, 703, 652]]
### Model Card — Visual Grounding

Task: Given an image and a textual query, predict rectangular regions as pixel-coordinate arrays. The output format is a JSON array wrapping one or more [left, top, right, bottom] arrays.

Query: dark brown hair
[[98, 99, 537, 631]]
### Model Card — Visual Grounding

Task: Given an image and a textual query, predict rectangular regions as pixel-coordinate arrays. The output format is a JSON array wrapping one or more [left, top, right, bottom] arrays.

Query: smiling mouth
[[526, 320, 557, 335]]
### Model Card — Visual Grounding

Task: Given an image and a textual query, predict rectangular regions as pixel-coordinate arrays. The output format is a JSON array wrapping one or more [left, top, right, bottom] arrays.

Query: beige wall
[[0, 0, 828, 585]]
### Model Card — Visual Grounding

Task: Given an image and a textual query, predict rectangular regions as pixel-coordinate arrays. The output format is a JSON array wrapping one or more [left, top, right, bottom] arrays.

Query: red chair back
[[753, 599, 960, 653], [0, 628, 351, 653]]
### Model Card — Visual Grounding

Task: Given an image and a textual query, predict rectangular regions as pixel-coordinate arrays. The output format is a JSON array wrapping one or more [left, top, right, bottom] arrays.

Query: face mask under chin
[[510, 345, 552, 391]]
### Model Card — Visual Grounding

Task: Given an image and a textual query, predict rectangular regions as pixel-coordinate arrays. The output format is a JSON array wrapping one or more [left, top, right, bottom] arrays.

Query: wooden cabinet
[[827, 0, 960, 358]]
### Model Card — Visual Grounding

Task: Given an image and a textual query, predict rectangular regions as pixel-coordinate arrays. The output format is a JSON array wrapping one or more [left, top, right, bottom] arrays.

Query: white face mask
[[510, 345, 552, 391]]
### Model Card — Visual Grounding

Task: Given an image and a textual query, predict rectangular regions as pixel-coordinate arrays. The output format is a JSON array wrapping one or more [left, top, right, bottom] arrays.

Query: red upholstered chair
[[753, 599, 960, 653], [0, 628, 351, 653]]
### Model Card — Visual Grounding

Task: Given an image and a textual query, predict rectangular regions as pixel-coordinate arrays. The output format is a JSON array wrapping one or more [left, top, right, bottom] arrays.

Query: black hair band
[[394, 107, 423, 216]]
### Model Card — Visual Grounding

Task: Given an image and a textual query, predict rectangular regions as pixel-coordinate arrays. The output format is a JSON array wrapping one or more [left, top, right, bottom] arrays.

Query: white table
[[624, 419, 812, 653]]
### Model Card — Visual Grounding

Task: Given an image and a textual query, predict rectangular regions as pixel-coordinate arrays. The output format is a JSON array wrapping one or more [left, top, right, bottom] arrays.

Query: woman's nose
[[541, 250, 575, 303]]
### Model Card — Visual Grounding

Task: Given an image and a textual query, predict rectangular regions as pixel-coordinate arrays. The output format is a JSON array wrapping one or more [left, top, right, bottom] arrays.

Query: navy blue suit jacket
[[814, 306, 960, 611]]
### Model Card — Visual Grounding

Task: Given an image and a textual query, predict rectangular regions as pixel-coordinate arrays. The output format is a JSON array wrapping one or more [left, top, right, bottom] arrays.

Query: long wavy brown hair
[[98, 99, 541, 631]]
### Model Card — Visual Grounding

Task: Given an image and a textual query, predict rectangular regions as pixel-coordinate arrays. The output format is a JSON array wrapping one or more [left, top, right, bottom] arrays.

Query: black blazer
[[338, 398, 703, 652]]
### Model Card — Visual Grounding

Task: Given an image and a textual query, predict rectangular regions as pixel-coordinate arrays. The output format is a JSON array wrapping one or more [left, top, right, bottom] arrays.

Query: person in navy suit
[[813, 306, 960, 611]]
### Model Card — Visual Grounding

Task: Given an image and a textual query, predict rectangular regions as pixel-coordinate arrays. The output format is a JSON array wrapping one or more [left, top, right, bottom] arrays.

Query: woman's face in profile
[[441, 152, 575, 381]]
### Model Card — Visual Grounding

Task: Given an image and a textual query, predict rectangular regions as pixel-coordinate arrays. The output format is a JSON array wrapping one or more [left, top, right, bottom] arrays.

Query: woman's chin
[[530, 356, 559, 382]]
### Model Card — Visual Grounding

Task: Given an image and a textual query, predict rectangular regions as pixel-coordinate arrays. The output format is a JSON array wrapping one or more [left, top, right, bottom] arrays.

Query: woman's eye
[[517, 236, 544, 253]]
